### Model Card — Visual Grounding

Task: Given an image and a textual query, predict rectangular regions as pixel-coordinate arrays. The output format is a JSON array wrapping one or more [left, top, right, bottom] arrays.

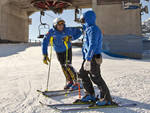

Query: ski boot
[[89, 99, 118, 108], [64, 81, 73, 90], [95, 98, 118, 106], [96, 99, 111, 106], [95, 96, 119, 106], [73, 95, 97, 105]]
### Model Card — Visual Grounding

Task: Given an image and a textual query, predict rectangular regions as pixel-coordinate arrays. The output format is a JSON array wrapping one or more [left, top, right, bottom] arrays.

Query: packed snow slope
[[0, 43, 150, 113]]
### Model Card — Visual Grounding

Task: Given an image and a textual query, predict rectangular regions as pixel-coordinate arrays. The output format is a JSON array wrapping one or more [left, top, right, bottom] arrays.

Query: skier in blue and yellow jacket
[[75, 10, 115, 106], [42, 18, 82, 90]]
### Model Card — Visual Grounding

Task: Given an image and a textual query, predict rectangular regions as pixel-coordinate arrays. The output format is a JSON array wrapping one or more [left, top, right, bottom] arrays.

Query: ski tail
[[39, 101, 61, 112]]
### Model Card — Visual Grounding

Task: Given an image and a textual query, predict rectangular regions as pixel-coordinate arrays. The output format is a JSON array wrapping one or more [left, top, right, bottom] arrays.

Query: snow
[[0, 43, 150, 113]]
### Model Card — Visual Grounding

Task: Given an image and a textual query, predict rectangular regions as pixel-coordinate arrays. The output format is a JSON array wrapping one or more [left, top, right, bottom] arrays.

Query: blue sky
[[29, 1, 150, 41], [141, 0, 150, 21]]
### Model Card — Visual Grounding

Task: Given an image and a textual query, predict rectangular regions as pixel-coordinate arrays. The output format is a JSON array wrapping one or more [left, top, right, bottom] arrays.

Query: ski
[[37, 86, 99, 97], [59, 103, 137, 112], [39, 101, 61, 112], [39, 101, 90, 112], [39, 100, 93, 107], [37, 89, 69, 93], [39, 101, 137, 112], [39, 101, 90, 107], [37, 89, 80, 97], [37, 86, 98, 96]]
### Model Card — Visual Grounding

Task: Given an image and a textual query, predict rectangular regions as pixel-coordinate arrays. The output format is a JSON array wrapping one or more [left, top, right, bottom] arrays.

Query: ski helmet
[[53, 18, 65, 27]]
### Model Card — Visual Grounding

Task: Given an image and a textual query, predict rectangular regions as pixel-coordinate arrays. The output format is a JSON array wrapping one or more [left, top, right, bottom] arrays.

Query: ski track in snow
[[0, 43, 150, 113]]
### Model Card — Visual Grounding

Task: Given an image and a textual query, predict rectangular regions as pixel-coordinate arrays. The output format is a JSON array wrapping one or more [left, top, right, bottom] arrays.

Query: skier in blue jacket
[[42, 18, 82, 90], [76, 10, 114, 106]]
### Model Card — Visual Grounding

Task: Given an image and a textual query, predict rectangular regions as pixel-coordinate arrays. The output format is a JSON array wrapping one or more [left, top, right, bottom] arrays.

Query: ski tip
[[37, 89, 48, 93], [39, 101, 45, 106], [39, 101, 62, 112], [37, 90, 42, 93], [45, 89, 49, 92]]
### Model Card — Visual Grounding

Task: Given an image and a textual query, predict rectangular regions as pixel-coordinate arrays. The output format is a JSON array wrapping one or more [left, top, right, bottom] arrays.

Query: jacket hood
[[83, 10, 96, 26]]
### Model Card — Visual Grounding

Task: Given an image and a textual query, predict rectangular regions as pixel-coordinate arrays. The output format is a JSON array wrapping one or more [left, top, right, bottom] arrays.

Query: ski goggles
[[57, 21, 65, 25]]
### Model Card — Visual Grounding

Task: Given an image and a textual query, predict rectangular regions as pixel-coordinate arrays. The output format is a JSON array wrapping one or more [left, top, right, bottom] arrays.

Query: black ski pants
[[56, 47, 77, 82], [79, 54, 112, 102]]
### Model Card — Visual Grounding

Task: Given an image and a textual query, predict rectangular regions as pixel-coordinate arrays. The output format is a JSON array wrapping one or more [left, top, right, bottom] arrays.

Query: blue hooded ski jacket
[[42, 26, 82, 55], [82, 10, 103, 61]]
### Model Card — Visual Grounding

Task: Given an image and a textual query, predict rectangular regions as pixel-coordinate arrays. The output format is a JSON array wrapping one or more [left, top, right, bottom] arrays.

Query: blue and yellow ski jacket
[[82, 10, 103, 61], [42, 26, 82, 55]]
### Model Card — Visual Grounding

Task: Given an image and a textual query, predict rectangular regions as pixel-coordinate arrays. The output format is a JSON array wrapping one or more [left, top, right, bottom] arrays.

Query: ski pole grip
[[50, 37, 54, 46]]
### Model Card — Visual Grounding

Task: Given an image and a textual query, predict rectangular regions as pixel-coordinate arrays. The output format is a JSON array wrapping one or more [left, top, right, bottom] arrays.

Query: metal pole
[[46, 37, 53, 91]]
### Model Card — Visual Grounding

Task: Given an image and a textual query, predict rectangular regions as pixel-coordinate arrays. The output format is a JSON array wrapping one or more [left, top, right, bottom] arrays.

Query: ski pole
[[46, 36, 54, 91], [64, 36, 69, 96], [64, 36, 81, 98], [71, 68, 81, 99], [77, 76, 81, 99], [64, 39, 68, 66]]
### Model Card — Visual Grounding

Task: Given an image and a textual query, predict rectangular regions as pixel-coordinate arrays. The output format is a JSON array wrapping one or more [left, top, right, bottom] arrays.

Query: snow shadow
[[0, 43, 41, 57], [114, 96, 150, 112]]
